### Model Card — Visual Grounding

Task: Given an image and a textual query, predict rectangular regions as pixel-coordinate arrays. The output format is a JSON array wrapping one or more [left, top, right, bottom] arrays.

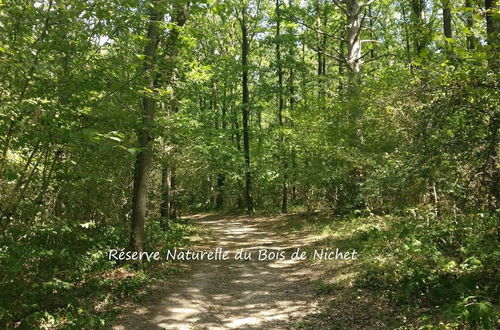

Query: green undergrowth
[[280, 211, 499, 329], [0, 218, 200, 329]]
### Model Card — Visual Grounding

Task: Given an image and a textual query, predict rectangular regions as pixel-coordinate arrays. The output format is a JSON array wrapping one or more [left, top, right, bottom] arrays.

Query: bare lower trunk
[[170, 164, 178, 219], [130, 137, 153, 252], [160, 161, 171, 228], [215, 174, 225, 209]]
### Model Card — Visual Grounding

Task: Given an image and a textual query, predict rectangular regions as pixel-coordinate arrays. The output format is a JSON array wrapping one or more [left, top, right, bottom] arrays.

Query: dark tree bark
[[160, 160, 171, 227], [215, 82, 227, 210], [411, 0, 427, 56], [131, 2, 188, 252], [441, 0, 455, 62], [288, 0, 297, 207], [240, 2, 254, 214], [276, 0, 288, 213], [130, 3, 161, 253], [170, 163, 178, 219], [315, 1, 323, 77], [442, 0, 452, 39], [215, 174, 225, 209], [465, 0, 475, 49], [442, 0, 453, 38]]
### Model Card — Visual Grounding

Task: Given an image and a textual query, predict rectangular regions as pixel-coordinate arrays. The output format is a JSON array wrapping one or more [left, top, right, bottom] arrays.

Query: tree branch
[[331, 0, 349, 16], [288, 15, 345, 42]]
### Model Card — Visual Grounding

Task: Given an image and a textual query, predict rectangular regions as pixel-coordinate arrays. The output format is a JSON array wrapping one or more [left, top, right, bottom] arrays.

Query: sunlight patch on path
[[114, 214, 320, 330]]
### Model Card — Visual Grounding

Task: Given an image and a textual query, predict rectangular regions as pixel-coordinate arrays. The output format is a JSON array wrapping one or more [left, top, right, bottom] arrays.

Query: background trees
[[0, 0, 498, 327]]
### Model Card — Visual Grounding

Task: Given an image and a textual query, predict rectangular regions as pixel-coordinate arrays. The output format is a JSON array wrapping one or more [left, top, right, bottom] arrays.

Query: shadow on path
[[114, 214, 321, 330]]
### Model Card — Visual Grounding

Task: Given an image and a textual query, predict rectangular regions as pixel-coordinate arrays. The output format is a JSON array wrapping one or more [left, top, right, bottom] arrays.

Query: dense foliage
[[0, 0, 498, 328]]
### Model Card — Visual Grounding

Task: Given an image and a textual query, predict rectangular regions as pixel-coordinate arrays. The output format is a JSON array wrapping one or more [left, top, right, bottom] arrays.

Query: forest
[[0, 0, 498, 328]]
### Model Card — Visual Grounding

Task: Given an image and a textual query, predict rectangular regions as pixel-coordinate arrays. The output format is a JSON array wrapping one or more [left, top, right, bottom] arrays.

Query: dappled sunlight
[[113, 214, 326, 329]]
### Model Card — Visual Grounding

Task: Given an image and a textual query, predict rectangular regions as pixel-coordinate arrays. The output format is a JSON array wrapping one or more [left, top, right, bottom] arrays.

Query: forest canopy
[[0, 0, 498, 328]]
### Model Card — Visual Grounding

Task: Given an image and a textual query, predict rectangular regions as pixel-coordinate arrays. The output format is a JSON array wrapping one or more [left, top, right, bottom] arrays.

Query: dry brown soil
[[113, 214, 327, 330]]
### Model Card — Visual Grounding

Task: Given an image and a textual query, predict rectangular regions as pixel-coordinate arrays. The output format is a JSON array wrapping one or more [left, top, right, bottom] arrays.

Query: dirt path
[[113, 214, 323, 329]]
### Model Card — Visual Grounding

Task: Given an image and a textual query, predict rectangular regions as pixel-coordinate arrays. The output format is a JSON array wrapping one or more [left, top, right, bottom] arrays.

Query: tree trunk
[[160, 160, 171, 226], [441, 0, 455, 61], [411, 0, 426, 57], [442, 0, 452, 38], [215, 83, 227, 210], [465, 0, 475, 50], [288, 0, 296, 209], [241, 3, 254, 214], [215, 174, 225, 209], [170, 163, 178, 219], [130, 2, 188, 252], [315, 1, 323, 77], [346, 0, 362, 89], [276, 0, 288, 213], [130, 3, 161, 253]]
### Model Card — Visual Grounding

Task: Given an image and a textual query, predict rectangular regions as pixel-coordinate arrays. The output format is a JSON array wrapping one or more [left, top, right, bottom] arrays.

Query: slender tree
[[442, 0, 452, 39], [130, 1, 162, 253], [411, 0, 427, 57], [239, 1, 254, 214], [346, 0, 362, 87], [465, 0, 475, 50], [276, 0, 288, 213], [131, 2, 188, 252]]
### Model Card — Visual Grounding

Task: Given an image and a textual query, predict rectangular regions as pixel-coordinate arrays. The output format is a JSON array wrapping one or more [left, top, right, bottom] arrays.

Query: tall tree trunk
[[465, 0, 475, 49], [441, 0, 454, 61], [241, 3, 254, 214], [130, 2, 188, 252], [215, 82, 227, 210], [346, 0, 362, 90], [411, 0, 427, 57], [231, 87, 244, 210], [130, 3, 161, 253], [288, 0, 297, 207], [276, 0, 288, 213], [315, 1, 323, 77], [442, 0, 452, 38]]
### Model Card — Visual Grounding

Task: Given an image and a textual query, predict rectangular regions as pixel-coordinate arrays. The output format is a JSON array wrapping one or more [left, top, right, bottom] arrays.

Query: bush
[[356, 212, 498, 328], [0, 217, 198, 328]]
